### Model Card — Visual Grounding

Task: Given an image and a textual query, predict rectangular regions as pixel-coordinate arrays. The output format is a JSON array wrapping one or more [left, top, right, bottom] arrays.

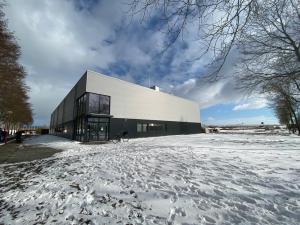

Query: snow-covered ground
[[0, 133, 300, 225]]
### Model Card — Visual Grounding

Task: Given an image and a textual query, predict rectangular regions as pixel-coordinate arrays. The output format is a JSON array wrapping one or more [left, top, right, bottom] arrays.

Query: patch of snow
[[1, 133, 300, 224]]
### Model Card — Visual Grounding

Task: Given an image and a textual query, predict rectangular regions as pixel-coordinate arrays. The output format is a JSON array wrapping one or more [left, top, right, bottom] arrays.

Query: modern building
[[50, 70, 202, 142]]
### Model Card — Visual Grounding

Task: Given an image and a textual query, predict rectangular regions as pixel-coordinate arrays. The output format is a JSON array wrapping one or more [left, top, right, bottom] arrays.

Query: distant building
[[50, 70, 202, 142]]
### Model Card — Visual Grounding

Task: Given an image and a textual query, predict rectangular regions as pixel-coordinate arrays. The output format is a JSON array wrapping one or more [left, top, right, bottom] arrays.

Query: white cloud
[[4, 0, 151, 124], [207, 116, 216, 121], [3, 0, 275, 125], [6, 0, 120, 74], [27, 80, 70, 126], [169, 49, 271, 113], [233, 97, 268, 111], [170, 50, 247, 108], [172, 75, 270, 114]]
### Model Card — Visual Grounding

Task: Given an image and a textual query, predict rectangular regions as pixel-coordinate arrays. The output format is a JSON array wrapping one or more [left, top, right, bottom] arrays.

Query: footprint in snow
[[198, 215, 216, 224], [166, 207, 186, 225], [170, 194, 178, 203], [213, 189, 226, 197]]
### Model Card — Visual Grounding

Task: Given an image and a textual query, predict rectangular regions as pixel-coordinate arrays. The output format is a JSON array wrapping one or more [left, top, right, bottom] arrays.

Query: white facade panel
[[86, 70, 200, 123]]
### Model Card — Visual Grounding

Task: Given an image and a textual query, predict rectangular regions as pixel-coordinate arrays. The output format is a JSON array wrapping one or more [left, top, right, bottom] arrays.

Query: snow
[[1, 133, 300, 225]]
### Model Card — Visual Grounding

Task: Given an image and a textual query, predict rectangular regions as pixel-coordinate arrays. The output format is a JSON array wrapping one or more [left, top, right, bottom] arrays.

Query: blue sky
[[4, 0, 278, 126]]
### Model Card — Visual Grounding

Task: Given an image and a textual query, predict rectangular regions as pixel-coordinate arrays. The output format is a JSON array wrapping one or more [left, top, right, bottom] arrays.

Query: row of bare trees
[[0, 3, 32, 132], [270, 82, 300, 133], [131, 0, 300, 134], [237, 0, 300, 134]]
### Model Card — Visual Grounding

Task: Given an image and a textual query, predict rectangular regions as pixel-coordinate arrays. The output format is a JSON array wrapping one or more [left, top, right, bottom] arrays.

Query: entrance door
[[98, 122, 108, 141], [88, 122, 99, 141], [87, 117, 109, 141]]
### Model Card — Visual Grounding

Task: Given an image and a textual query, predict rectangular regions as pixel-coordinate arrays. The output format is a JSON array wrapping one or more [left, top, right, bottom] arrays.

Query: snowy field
[[0, 133, 300, 225]]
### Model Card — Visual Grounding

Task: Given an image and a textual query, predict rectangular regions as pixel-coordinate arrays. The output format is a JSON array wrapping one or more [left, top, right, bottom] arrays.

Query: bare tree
[[131, 0, 300, 130], [0, 3, 32, 131], [235, 0, 300, 133], [269, 80, 300, 134], [273, 98, 292, 131], [129, 0, 257, 76], [130, 0, 299, 80], [237, 0, 300, 92]]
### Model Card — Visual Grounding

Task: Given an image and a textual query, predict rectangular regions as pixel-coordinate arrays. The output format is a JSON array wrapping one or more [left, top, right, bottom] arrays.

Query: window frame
[[87, 92, 111, 115]]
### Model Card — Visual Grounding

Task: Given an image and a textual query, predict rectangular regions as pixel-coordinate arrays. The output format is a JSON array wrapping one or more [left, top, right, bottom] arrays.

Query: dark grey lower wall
[[51, 117, 203, 141], [109, 118, 203, 139]]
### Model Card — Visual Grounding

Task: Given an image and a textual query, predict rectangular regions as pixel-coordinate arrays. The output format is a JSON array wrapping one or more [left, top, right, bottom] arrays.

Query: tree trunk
[[290, 108, 300, 135]]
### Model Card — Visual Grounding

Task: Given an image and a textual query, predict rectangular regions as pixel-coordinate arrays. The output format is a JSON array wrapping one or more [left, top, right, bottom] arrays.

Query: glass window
[[82, 94, 86, 114], [88, 93, 110, 114], [89, 93, 100, 113], [137, 123, 142, 132], [88, 117, 109, 123], [82, 119, 85, 135], [142, 124, 148, 132], [100, 95, 110, 114], [148, 123, 166, 132], [79, 97, 82, 114], [76, 93, 87, 116]]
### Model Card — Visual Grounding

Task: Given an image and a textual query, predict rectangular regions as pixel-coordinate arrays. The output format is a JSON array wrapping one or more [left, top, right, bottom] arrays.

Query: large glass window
[[89, 93, 99, 113], [99, 95, 110, 114], [88, 117, 109, 123], [137, 123, 166, 133], [88, 93, 110, 114], [137, 123, 148, 133], [137, 123, 142, 133], [76, 93, 87, 116], [142, 124, 148, 132], [75, 93, 88, 141], [148, 123, 166, 132], [73, 93, 110, 142]]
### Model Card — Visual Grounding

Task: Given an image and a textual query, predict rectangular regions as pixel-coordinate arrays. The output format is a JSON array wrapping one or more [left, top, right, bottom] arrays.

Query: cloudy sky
[[4, 0, 278, 126]]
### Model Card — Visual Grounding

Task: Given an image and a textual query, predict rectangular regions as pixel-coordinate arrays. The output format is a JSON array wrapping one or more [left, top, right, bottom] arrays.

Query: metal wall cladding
[[86, 70, 200, 123], [109, 118, 203, 139]]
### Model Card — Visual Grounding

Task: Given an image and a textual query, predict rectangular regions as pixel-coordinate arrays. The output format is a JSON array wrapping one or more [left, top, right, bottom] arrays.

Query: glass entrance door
[[98, 122, 108, 141], [87, 117, 109, 141]]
